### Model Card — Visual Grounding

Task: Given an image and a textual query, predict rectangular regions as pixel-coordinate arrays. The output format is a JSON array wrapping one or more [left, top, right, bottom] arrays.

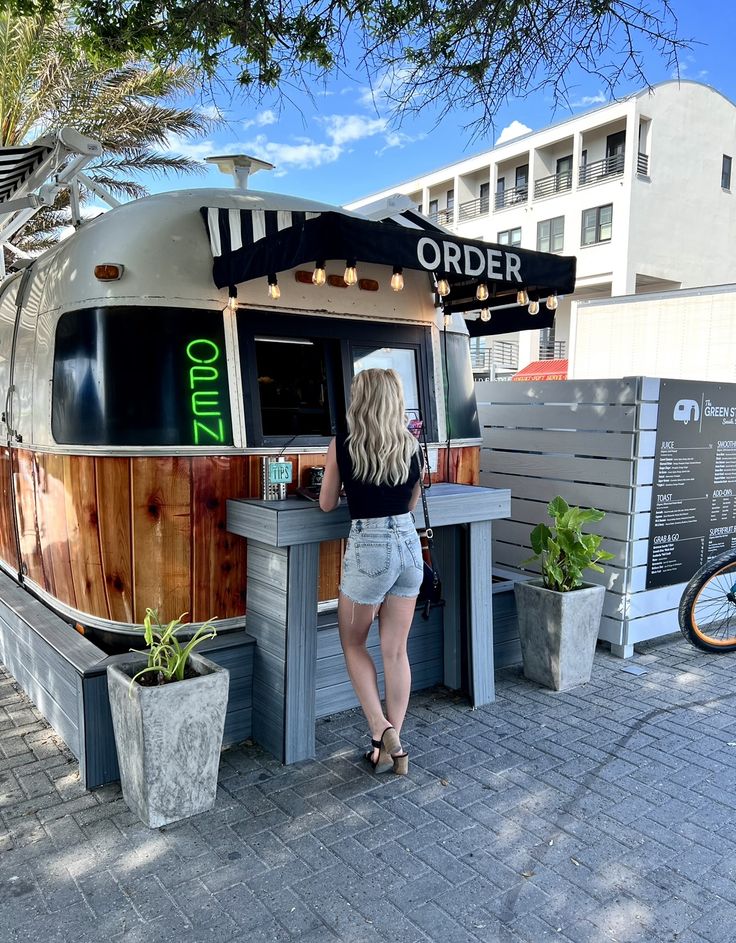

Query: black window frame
[[581, 204, 613, 246], [497, 227, 521, 247], [537, 216, 565, 253], [238, 311, 437, 448], [722, 154, 732, 190]]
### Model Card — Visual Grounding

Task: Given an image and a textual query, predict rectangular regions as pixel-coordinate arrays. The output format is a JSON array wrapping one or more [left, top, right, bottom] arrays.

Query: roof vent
[[205, 154, 275, 191]]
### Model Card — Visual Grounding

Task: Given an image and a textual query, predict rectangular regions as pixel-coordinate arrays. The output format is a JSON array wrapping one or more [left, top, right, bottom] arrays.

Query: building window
[[497, 227, 521, 247], [581, 204, 612, 246], [537, 216, 565, 253], [479, 181, 489, 213], [446, 188, 454, 210], [428, 199, 438, 216], [722, 155, 732, 190]]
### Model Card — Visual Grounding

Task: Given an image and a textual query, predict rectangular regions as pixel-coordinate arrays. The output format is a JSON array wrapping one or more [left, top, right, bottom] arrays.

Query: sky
[[159, 0, 736, 208]]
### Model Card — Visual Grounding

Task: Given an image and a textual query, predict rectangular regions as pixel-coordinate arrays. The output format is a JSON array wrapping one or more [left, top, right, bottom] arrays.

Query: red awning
[[512, 359, 568, 381]]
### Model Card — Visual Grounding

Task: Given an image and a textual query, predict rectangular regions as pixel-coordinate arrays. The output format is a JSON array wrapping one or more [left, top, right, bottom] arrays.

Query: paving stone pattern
[[3, 635, 736, 942]]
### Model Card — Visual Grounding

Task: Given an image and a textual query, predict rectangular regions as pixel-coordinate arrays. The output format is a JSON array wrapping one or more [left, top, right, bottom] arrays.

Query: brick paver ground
[[3, 635, 736, 943]]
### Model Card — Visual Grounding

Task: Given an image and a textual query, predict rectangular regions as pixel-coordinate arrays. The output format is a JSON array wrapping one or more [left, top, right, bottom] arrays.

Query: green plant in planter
[[130, 608, 218, 686], [526, 496, 615, 592]]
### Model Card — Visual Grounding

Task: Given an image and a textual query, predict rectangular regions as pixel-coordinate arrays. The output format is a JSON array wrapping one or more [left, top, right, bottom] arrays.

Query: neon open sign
[[186, 338, 227, 444]]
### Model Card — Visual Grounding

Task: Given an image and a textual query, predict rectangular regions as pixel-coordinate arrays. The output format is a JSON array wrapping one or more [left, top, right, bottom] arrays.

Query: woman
[[320, 368, 423, 775]]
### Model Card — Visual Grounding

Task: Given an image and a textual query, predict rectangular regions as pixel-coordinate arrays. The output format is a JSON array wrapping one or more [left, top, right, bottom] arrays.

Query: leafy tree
[[0, 5, 213, 253], [5, 0, 688, 136]]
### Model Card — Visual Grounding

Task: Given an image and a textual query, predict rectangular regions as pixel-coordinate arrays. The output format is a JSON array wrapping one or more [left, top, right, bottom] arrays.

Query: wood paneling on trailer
[[0, 445, 479, 627]]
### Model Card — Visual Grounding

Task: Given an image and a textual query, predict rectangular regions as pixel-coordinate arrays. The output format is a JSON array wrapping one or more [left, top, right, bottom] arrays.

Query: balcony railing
[[579, 153, 625, 186], [458, 197, 490, 222], [533, 171, 573, 200], [470, 341, 519, 374], [428, 208, 454, 225], [538, 340, 567, 360], [494, 185, 528, 210], [637, 152, 649, 175]]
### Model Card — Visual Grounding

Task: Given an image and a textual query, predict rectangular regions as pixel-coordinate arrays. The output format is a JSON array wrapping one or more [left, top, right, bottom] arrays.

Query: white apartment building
[[346, 80, 736, 376]]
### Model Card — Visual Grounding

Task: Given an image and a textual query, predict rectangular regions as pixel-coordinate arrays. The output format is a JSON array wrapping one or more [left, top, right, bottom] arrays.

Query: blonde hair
[[346, 368, 418, 486]]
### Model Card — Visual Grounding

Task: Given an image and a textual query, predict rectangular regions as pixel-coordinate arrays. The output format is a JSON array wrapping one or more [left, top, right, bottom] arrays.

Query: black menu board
[[647, 379, 736, 589]]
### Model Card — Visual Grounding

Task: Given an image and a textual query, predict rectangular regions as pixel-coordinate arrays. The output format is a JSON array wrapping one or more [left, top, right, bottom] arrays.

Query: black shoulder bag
[[413, 422, 442, 620]]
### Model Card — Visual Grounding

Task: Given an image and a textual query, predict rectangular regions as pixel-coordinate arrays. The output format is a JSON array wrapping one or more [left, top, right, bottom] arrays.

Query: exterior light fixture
[[476, 283, 489, 302], [267, 274, 280, 300], [546, 294, 558, 310], [517, 289, 529, 306], [226, 286, 238, 312], [312, 261, 326, 286], [344, 261, 358, 286], [480, 307, 491, 322], [391, 266, 404, 292], [528, 298, 540, 316], [436, 277, 451, 297], [443, 312, 452, 328], [94, 263, 124, 281]]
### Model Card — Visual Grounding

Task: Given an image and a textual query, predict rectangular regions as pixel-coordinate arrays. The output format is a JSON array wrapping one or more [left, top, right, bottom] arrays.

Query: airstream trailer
[[0, 160, 575, 645]]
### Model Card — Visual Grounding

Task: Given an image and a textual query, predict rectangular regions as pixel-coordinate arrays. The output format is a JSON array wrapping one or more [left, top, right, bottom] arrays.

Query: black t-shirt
[[335, 431, 421, 520]]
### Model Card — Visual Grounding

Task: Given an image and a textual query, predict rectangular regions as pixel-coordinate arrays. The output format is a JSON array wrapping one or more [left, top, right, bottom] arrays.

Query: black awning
[[201, 205, 576, 336], [0, 143, 54, 203]]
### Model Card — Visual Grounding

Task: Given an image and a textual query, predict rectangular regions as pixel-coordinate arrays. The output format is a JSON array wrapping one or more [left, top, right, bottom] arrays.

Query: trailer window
[[52, 306, 232, 446], [255, 336, 332, 437], [238, 311, 435, 447], [352, 346, 419, 413]]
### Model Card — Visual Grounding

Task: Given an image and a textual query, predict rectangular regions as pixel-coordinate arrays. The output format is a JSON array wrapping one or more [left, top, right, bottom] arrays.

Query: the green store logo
[[186, 338, 226, 444]]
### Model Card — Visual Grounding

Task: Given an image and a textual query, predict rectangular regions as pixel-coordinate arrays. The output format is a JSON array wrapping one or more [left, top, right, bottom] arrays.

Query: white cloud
[[357, 67, 413, 110], [495, 120, 533, 145], [234, 133, 341, 171], [376, 130, 426, 156], [570, 91, 607, 108], [165, 132, 217, 161], [242, 109, 278, 130], [321, 114, 387, 146]]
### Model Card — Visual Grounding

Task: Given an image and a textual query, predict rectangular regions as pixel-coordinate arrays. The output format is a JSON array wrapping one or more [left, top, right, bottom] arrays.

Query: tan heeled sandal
[[391, 752, 409, 775], [364, 725, 401, 773]]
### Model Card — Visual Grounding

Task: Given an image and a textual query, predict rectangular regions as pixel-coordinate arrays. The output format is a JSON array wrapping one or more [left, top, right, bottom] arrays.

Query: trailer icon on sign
[[673, 399, 700, 424]]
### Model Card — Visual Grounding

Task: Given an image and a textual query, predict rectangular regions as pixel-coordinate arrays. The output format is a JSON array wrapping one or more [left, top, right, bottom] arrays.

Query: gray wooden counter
[[227, 483, 510, 763]]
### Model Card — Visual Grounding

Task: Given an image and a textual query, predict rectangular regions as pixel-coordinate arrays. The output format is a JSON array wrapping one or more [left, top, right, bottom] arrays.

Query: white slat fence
[[475, 376, 684, 657]]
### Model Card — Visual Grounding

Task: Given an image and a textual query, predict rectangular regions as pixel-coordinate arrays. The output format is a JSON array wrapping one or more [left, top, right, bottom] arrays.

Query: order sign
[[646, 379, 736, 589]]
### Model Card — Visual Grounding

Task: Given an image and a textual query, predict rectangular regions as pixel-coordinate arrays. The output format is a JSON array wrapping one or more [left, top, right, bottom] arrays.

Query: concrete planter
[[107, 653, 229, 828], [514, 580, 605, 691]]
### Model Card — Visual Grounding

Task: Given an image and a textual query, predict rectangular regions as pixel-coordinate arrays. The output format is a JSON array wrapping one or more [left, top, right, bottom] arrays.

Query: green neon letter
[[186, 338, 220, 364], [190, 365, 219, 389], [193, 418, 225, 444], [192, 391, 221, 416]]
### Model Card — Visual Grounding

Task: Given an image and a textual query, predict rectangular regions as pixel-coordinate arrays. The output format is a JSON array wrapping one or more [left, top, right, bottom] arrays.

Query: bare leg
[[379, 593, 416, 747], [337, 592, 390, 759]]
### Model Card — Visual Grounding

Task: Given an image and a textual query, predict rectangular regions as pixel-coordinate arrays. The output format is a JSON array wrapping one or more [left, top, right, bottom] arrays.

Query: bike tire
[[679, 550, 736, 652]]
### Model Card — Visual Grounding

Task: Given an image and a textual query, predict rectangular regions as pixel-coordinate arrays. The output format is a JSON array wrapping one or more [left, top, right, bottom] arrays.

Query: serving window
[[238, 312, 434, 447], [52, 306, 232, 446]]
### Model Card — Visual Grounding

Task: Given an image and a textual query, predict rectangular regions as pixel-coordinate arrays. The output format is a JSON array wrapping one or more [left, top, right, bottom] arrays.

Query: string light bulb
[[267, 274, 280, 300], [226, 287, 238, 312], [528, 298, 540, 316], [546, 294, 558, 310], [480, 307, 491, 322], [390, 265, 404, 292], [517, 289, 529, 306], [476, 283, 489, 302], [344, 261, 358, 286], [436, 277, 451, 297], [312, 261, 326, 286]]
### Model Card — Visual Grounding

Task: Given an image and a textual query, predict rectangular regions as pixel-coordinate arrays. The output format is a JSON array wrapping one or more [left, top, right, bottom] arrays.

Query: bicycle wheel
[[679, 550, 736, 652]]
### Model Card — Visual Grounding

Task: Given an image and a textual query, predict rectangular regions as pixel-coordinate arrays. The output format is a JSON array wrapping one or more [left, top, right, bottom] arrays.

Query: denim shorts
[[340, 513, 423, 606]]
